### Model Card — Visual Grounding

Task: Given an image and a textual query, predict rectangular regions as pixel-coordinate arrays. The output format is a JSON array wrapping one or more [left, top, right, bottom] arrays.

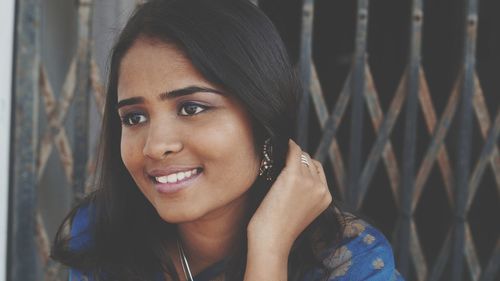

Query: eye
[[179, 102, 207, 116], [121, 112, 147, 126]]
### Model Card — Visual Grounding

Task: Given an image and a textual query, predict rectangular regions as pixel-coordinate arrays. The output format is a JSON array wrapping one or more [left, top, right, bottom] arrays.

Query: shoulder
[[69, 204, 94, 251], [68, 205, 94, 280], [318, 215, 405, 281]]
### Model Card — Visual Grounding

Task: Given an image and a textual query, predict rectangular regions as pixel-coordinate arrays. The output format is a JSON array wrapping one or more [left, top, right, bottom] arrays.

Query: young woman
[[52, 0, 404, 280]]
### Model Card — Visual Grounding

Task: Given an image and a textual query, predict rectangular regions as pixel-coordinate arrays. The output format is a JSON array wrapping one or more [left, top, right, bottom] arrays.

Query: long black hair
[[52, 0, 344, 280]]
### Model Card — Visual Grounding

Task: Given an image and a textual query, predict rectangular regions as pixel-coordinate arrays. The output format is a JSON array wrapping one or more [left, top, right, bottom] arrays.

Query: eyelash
[[178, 102, 208, 116], [120, 111, 147, 127], [120, 102, 209, 127]]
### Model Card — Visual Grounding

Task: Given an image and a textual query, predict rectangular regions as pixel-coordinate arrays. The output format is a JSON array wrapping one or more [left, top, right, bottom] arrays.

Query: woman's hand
[[244, 139, 332, 280]]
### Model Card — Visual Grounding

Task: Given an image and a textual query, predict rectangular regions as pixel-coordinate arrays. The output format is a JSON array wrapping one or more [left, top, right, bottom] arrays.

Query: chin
[[155, 206, 204, 224]]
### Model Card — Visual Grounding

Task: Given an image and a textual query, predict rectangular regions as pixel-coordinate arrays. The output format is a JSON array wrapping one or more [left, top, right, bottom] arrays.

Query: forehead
[[117, 37, 210, 100]]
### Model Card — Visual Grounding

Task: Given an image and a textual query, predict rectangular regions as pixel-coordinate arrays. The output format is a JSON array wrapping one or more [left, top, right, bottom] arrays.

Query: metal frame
[[9, 0, 40, 280], [299, 0, 499, 280], [9, 0, 95, 280]]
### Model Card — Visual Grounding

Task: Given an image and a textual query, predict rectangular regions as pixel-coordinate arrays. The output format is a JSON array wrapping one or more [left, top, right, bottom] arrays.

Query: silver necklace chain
[[177, 239, 194, 281]]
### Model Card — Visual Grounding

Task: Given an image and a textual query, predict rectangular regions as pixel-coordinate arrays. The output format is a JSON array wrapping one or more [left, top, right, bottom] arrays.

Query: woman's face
[[117, 38, 260, 223]]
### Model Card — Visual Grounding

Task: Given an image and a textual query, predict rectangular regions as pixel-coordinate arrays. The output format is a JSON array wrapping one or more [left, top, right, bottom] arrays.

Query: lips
[[153, 168, 199, 184], [147, 167, 203, 194]]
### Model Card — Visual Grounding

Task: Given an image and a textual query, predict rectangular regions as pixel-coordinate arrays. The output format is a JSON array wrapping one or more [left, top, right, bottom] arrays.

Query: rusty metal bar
[[313, 73, 351, 164], [43, 261, 63, 281], [36, 205, 64, 281], [409, 220, 428, 281], [364, 67, 401, 207], [451, 0, 479, 279], [480, 238, 500, 281], [398, 0, 424, 276], [465, 222, 481, 281], [471, 74, 500, 192], [296, 0, 314, 148], [310, 65, 348, 199], [417, 68, 455, 208], [414, 74, 462, 281], [34, 213, 50, 266], [38, 64, 76, 184], [412, 74, 462, 212], [467, 107, 500, 210], [90, 57, 105, 115], [9, 0, 40, 280], [73, 0, 94, 201], [357, 69, 407, 208], [348, 0, 369, 206], [428, 229, 453, 281]]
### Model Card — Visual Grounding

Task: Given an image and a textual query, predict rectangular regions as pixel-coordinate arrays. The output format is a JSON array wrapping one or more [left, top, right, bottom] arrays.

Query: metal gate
[[8, 0, 499, 281]]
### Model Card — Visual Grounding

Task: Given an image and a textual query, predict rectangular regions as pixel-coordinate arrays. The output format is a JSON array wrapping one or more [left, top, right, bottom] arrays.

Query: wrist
[[244, 236, 289, 281], [247, 227, 292, 259]]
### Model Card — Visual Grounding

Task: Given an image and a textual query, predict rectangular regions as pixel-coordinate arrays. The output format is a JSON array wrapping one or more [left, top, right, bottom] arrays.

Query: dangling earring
[[259, 138, 273, 181]]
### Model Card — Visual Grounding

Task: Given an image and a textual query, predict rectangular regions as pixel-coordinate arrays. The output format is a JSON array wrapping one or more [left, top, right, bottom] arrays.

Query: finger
[[299, 151, 314, 175], [311, 159, 328, 186], [284, 139, 304, 171]]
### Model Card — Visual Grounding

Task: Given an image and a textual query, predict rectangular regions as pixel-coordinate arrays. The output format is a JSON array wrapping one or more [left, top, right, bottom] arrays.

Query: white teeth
[[154, 168, 200, 184], [156, 176, 169, 184], [167, 174, 177, 183]]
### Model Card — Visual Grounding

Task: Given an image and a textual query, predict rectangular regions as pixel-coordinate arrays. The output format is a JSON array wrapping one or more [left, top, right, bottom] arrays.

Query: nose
[[142, 123, 183, 160]]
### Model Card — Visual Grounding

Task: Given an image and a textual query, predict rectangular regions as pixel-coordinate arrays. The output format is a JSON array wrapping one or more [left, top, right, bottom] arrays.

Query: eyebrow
[[116, 86, 225, 110]]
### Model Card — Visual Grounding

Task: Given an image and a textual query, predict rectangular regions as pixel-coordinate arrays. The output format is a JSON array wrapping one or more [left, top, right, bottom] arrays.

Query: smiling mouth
[[150, 168, 203, 184]]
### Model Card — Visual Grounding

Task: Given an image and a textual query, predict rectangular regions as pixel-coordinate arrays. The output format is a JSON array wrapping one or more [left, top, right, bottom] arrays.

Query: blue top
[[69, 208, 404, 281]]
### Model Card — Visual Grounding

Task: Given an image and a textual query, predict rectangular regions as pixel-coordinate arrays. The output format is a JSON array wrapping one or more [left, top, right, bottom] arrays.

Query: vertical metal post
[[296, 0, 314, 148], [397, 0, 423, 277], [451, 0, 478, 280], [9, 0, 40, 280], [73, 0, 93, 201], [348, 0, 369, 206]]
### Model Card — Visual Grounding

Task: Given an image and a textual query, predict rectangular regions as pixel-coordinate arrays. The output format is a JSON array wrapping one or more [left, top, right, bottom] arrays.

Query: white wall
[[0, 1, 15, 280]]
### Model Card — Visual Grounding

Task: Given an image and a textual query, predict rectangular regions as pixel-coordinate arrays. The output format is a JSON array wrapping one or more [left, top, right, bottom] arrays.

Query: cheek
[[120, 131, 142, 171], [200, 119, 260, 184]]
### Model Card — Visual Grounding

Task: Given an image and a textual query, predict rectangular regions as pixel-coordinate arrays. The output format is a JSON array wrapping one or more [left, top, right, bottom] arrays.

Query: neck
[[176, 193, 250, 274]]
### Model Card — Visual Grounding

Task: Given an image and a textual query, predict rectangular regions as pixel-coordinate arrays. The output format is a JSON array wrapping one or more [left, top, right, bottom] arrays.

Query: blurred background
[[3, 0, 499, 280]]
